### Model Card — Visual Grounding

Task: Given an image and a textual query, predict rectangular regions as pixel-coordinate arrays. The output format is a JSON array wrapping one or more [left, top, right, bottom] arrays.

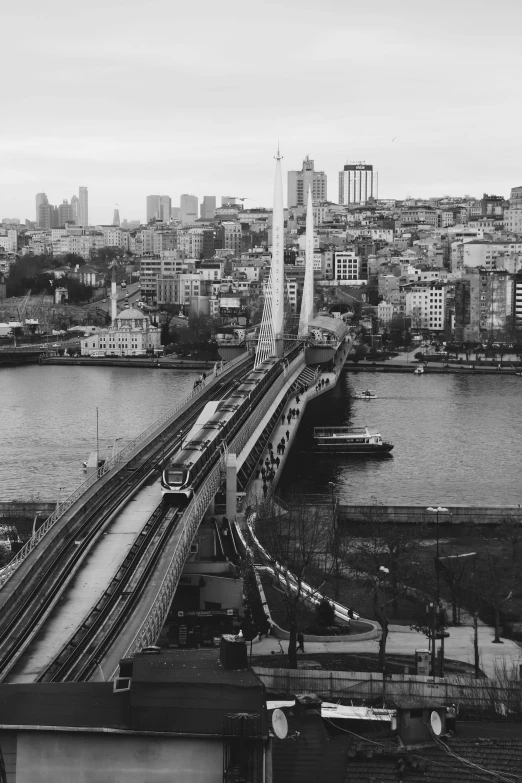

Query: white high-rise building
[[287, 156, 327, 208], [180, 194, 198, 225], [339, 162, 374, 205], [78, 186, 88, 226]]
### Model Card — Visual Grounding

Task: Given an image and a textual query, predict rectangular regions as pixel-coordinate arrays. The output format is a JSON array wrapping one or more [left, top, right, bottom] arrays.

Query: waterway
[[278, 370, 522, 506], [0, 365, 196, 502], [1, 365, 521, 507]]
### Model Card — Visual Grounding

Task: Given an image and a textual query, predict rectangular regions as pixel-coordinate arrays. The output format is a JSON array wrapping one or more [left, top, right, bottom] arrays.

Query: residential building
[[78, 186, 88, 226], [287, 156, 327, 208], [514, 272, 522, 330], [339, 162, 373, 205], [180, 194, 198, 225], [504, 185, 522, 234], [404, 282, 446, 332], [377, 300, 395, 325], [156, 276, 180, 305], [140, 256, 188, 297], [221, 222, 242, 254], [179, 273, 201, 305], [334, 251, 364, 282]]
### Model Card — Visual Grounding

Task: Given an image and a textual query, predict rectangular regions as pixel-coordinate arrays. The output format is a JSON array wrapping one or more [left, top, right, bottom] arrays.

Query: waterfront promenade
[[251, 623, 522, 680]]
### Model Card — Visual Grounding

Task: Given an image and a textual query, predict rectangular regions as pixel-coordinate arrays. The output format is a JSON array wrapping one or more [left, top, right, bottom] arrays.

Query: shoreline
[[345, 361, 522, 375], [38, 357, 217, 370]]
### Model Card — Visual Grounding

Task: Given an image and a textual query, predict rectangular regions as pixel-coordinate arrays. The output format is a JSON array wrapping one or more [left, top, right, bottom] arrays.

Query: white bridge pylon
[[255, 155, 315, 368]]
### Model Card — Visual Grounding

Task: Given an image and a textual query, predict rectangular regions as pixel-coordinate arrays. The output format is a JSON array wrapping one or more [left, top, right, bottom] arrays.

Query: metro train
[[161, 357, 282, 504]]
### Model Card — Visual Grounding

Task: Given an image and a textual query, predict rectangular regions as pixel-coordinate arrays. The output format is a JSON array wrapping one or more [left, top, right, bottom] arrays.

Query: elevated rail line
[[0, 357, 253, 682]]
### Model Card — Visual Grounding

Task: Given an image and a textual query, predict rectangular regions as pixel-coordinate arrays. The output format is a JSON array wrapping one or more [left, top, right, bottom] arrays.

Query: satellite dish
[[430, 711, 442, 736], [271, 709, 288, 739]]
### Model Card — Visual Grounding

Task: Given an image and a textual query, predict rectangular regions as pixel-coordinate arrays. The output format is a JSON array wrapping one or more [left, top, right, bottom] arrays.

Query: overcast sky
[[2, 0, 522, 224]]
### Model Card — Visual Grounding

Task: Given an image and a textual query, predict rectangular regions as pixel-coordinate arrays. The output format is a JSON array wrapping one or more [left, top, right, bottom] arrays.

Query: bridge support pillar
[[207, 496, 216, 516], [226, 453, 237, 522]]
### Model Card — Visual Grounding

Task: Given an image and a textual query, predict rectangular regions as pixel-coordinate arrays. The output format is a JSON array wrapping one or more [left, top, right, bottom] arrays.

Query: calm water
[[0, 366, 197, 501], [1, 366, 521, 506], [278, 371, 522, 506]]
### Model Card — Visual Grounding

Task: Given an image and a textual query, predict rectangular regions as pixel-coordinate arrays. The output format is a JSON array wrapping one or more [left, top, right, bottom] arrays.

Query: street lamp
[[379, 565, 390, 705], [426, 506, 450, 676]]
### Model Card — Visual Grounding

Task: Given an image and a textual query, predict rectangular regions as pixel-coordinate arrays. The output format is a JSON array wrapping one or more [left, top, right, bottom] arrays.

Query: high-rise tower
[[339, 162, 373, 205], [287, 156, 327, 208], [180, 194, 198, 225], [78, 186, 88, 226], [113, 208, 120, 226], [70, 195, 79, 224], [35, 193, 48, 224]]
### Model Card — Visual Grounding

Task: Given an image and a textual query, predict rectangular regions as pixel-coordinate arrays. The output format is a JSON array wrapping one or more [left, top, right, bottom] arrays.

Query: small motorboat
[[413, 366, 424, 375], [354, 389, 377, 399]]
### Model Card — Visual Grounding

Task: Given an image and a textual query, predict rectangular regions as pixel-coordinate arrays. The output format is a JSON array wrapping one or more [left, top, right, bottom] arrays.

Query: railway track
[[37, 501, 181, 682], [0, 359, 252, 682]]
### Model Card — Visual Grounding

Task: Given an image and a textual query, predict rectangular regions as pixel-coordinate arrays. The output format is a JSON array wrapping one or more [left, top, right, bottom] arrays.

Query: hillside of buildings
[[1, 185, 522, 352]]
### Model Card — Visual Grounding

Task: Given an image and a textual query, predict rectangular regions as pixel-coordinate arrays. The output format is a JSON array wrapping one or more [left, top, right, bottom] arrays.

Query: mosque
[[80, 271, 161, 357]]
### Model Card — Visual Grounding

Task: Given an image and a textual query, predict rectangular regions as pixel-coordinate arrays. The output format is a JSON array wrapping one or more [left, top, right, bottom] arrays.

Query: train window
[[167, 470, 184, 484]]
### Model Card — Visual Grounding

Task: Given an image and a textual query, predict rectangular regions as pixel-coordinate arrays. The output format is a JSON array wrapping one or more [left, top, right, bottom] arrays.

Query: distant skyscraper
[[70, 195, 79, 224], [171, 207, 181, 221], [113, 208, 120, 226], [339, 162, 374, 205], [159, 195, 171, 222], [35, 192, 48, 224], [58, 200, 73, 226], [38, 203, 52, 229], [78, 186, 88, 226], [146, 195, 161, 223], [287, 156, 327, 208], [201, 196, 216, 219], [180, 194, 198, 225]]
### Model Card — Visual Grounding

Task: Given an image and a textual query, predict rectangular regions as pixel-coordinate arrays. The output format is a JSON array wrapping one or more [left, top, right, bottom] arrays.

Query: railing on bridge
[[0, 353, 251, 589]]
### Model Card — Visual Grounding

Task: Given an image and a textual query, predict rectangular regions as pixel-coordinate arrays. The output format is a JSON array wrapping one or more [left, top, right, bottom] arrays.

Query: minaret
[[111, 263, 118, 324], [298, 185, 315, 337], [271, 147, 285, 355]]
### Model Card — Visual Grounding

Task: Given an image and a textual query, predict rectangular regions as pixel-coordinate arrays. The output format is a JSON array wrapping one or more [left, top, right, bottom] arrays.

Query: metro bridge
[[0, 158, 354, 684]]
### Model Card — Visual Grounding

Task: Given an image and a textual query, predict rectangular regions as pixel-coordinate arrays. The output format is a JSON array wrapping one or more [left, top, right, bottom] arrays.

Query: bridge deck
[[7, 484, 161, 683]]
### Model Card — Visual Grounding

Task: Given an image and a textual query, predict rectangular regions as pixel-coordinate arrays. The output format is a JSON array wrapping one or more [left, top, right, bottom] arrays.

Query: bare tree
[[346, 504, 425, 620], [253, 497, 337, 669], [439, 552, 475, 626]]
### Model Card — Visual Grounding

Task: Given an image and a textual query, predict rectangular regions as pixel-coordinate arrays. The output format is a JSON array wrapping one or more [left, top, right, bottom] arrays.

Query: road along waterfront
[[278, 370, 522, 506], [0, 365, 197, 502]]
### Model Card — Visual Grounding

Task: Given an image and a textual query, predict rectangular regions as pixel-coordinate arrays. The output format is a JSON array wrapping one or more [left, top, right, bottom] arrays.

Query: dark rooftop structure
[[0, 648, 268, 738]]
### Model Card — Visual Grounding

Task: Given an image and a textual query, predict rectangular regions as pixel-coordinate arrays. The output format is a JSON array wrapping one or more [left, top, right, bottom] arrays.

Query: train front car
[[161, 464, 193, 504], [161, 358, 283, 505]]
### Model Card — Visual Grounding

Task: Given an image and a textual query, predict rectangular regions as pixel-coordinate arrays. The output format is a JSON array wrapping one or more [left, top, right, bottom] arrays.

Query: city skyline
[[2, 0, 522, 223]]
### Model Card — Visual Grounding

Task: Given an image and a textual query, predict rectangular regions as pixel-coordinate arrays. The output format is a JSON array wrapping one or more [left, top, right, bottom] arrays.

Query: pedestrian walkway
[[251, 624, 522, 679], [249, 368, 337, 505]]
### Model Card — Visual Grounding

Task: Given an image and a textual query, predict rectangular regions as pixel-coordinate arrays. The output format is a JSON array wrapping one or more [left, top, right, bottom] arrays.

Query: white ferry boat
[[354, 389, 377, 399], [313, 426, 394, 454]]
